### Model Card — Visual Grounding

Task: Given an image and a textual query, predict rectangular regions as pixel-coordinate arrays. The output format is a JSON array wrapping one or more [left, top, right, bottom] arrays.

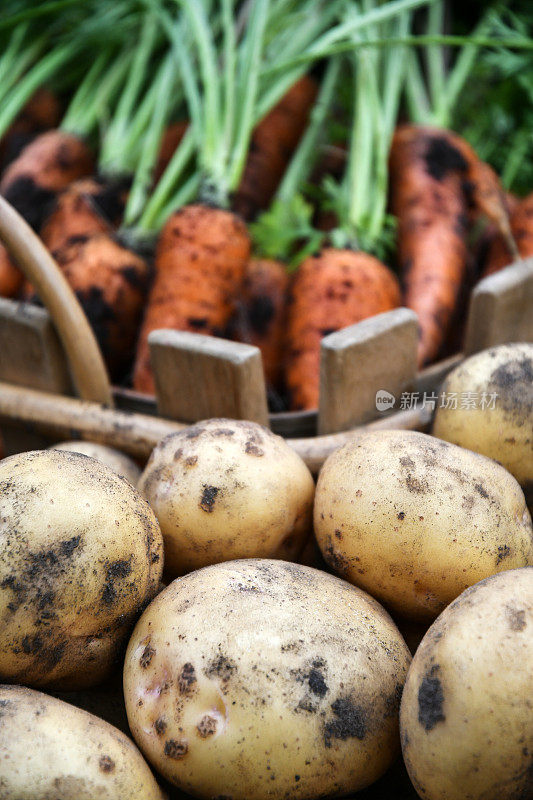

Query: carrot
[[132, 1, 337, 396], [40, 178, 124, 253], [233, 258, 289, 389], [285, 249, 401, 410], [21, 177, 126, 300], [0, 88, 61, 167], [484, 191, 533, 276], [0, 130, 93, 230], [9, 88, 61, 137], [133, 204, 250, 394], [233, 75, 318, 221], [24, 234, 149, 381], [153, 121, 189, 184], [390, 125, 480, 367], [0, 244, 23, 298]]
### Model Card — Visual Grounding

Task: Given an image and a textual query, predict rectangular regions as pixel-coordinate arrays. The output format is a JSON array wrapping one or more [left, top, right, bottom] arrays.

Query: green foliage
[[250, 195, 324, 269], [452, 8, 533, 195], [320, 176, 398, 262]]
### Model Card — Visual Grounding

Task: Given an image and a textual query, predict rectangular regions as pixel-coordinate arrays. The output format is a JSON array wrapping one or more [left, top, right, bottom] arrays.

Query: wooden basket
[[0, 197, 531, 800], [0, 196, 532, 472]]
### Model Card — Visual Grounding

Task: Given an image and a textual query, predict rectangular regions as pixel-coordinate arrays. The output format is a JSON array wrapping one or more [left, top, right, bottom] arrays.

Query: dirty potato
[[432, 343, 533, 508], [138, 419, 315, 576], [123, 559, 411, 800], [314, 430, 533, 621], [400, 568, 533, 800], [0, 450, 163, 689], [50, 440, 141, 486], [0, 684, 164, 799]]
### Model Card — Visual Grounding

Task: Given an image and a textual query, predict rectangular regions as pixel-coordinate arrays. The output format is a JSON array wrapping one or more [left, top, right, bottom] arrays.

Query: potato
[[314, 429, 533, 621], [0, 449, 163, 689], [50, 440, 141, 486], [400, 568, 533, 800], [0, 684, 164, 799], [123, 559, 411, 800], [138, 418, 315, 576], [432, 343, 533, 508]]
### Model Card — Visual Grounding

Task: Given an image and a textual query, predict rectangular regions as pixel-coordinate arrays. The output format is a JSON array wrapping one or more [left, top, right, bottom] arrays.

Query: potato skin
[[0, 450, 163, 689], [0, 684, 165, 799], [50, 441, 141, 486], [138, 418, 315, 576], [400, 568, 533, 800], [314, 430, 533, 621], [432, 343, 533, 507], [123, 559, 411, 800]]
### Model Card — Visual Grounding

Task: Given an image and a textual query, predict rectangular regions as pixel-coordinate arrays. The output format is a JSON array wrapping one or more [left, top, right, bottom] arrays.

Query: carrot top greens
[[134, 0, 344, 233], [2, 0, 531, 240], [252, 0, 433, 266]]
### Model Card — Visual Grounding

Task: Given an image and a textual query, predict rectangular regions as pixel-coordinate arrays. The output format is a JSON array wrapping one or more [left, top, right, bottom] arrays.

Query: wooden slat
[[149, 330, 270, 427], [464, 259, 533, 355], [0, 297, 72, 393], [318, 308, 419, 435]]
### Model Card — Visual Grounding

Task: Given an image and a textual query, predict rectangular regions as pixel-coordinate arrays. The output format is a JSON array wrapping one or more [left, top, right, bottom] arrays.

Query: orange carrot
[[12, 88, 61, 134], [390, 126, 472, 367], [0, 245, 23, 298], [390, 125, 514, 367], [153, 121, 189, 184], [285, 248, 401, 410], [484, 191, 533, 275], [40, 178, 123, 253], [0, 130, 93, 230], [233, 258, 289, 389], [24, 234, 149, 381], [133, 204, 251, 394], [0, 88, 61, 167], [233, 76, 318, 220], [21, 178, 126, 300], [449, 136, 513, 237]]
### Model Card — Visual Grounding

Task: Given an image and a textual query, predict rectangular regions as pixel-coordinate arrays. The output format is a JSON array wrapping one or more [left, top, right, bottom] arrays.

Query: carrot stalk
[[391, 9, 519, 365], [121, 53, 181, 227], [134, 0, 314, 393], [153, 122, 189, 185], [283, 1, 414, 410], [97, 17, 160, 177], [0, 43, 73, 139]]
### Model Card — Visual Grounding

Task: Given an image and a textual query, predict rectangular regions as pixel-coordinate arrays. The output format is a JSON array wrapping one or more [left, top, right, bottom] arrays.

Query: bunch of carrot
[[0, 0, 531, 410]]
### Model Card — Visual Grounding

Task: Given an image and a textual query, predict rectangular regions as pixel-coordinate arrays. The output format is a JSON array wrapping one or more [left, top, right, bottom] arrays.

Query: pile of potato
[[0, 343, 531, 800]]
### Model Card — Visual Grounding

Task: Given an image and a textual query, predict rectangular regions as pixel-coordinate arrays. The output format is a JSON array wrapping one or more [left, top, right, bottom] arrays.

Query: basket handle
[[0, 195, 113, 407]]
